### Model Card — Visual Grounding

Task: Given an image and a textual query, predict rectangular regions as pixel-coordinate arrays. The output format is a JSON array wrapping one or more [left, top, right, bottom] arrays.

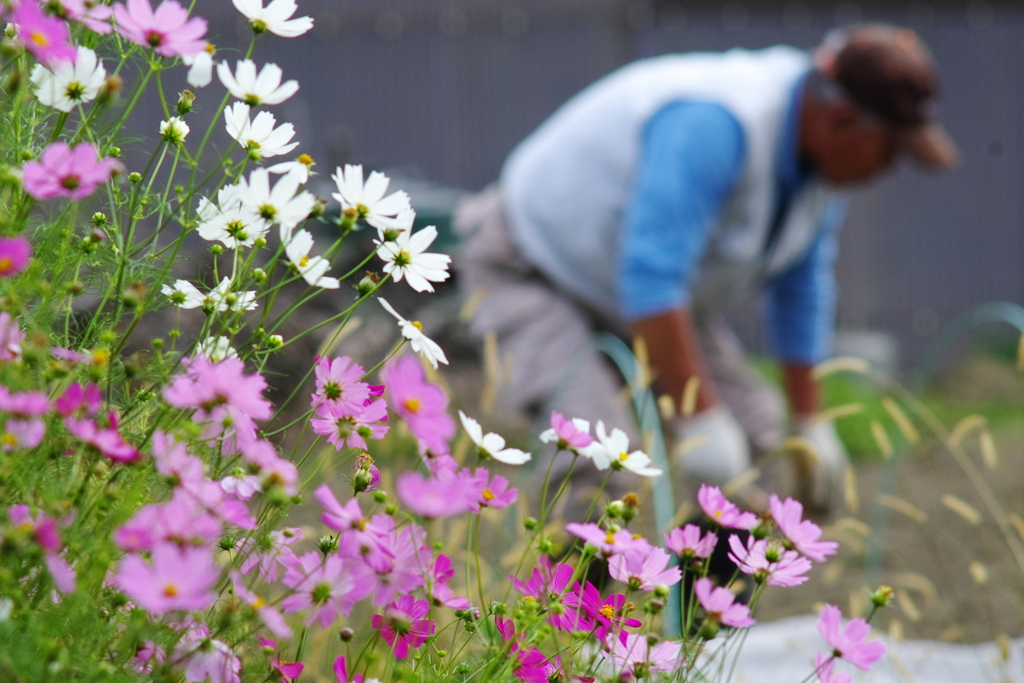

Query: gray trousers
[[453, 186, 786, 519]]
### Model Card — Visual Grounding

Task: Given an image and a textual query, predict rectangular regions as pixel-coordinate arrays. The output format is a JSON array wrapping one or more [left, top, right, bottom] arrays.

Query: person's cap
[[824, 25, 958, 170]]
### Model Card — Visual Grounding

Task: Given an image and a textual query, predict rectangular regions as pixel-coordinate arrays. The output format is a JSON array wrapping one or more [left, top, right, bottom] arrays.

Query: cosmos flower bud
[[871, 585, 895, 608], [176, 89, 195, 115]]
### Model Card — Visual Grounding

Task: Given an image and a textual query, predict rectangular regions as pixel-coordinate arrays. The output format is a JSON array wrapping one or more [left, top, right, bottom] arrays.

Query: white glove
[[792, 418, 849, 512], [672, 405, 751, 487]]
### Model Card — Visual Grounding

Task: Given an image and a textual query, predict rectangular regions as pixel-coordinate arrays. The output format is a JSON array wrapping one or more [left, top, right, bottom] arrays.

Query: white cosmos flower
[[217, 59, 299, 106], [458, 411, 531, 465], [182, 45, 214, 88], [30, 46, 105, 112], [373, 206, 416, 241], [378, 298, 448, 369], [196, 336, 238, 362], [285, 230, 339, 289], [238, 168, 316, 243], [159, 116, 190, 145], [268, 155, 314, 184], [224, 102, 298, 159], [584, 421, 662, 477], [331, 165, 411, 230], [196, 185, 270, 249], [232, 0, 313, 38], [208, 277, 258, 312], [375, 225, 451, 293], [161, 280, 204, 309]]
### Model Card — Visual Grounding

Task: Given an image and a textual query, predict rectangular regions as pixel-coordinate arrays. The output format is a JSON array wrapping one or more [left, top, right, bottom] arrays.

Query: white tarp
[[723, 615, 1023, 683]]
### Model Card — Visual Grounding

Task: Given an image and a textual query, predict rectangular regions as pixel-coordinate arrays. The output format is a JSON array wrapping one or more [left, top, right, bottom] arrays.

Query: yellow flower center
[[299, 255, 309, 268], [251, 597, 266, 609], [1, 432, 16, 447], [298, 154, 314, 166], [482, 489, 495, 501], [599, 605, 616, 619], [714, 509, 723, 517], [163, 583, 178, 597], [29, 31, 49, 47], [604, 531, 616, 545], [618, 452, 629, 462], [404, 398, 421, 413], [411, 320, 423, 331], [0, 258, 12, 274]]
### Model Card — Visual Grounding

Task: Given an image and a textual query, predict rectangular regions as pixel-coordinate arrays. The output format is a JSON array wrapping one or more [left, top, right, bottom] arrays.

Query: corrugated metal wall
[[187, 1, 1024, 363]]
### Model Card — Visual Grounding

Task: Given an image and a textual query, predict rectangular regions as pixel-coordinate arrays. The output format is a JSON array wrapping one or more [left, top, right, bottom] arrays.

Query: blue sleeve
[[764, 199, 847, 364], [618, 101, 746, 320]]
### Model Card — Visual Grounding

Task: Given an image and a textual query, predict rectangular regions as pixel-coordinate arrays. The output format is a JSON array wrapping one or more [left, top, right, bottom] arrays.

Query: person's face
[[814, 109, 899, 185]]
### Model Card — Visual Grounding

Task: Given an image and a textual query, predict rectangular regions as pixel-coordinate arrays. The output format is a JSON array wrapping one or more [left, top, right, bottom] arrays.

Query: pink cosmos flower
[[2, 418, 45, 451], [7, 505, 76, 591], [698, 485, 758, 530], [22, 142, 123, 201], [243, 439, 298, 495], [769, 494, 838, 563], [54, 0, 114, 33], [471, 469, 517, 512], [117, 543, 218, 614], [14, 1, 76, 67], [815, 652, 853, 683], [608, 546, 682, 592], [152, 432, 205, 489], [0, 312, 23, 362], [565, 522, 650, 557], [311, 355, 370, 414], [333, 655, 365, 683], [238, 528, 301, 581], [384, 356, 455, 454], [727, 535, 812, 587], [372, 595, 435, 659], [233, 577, 291, 639], [281, 552, 366, 627], [173, 622, 241, 683], [539, 411, 594, 452], [311, 399, 388, 452], [164, 356, 271, 453], [55, 382, 101, 418], [0, 237, 31, 278], [65, 413, 141, 463], [354, 523, 429, 606], [115, 495, 222, 551], [316, 484, 393, 571], [817, 604, 887, 671], [396, 469, 477, 519], [164, 355, 271, 419], [563, 582, 642, 641], [665, 524, 718, 560], [494, 616, 553, 683], [426, 554, 470, 610], [0, 388, 50, 417], [256, 636, 302, 681], [113, 0, 207, 57], [694, 577, 755, 628], [511, 556, 577, 629], [603, 632, 684, 678]]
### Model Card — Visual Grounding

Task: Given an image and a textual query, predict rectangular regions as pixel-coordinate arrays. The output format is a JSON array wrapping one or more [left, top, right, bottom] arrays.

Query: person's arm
[[619, 101, 746, 414], [765, 199, 847, 416], [632, 308, 718, 412]]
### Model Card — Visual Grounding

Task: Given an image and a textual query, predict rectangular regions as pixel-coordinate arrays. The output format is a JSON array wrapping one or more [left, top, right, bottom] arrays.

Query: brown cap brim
[[899, 122, 959, 170]]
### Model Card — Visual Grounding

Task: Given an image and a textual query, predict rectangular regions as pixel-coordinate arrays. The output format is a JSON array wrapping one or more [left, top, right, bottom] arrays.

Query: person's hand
[[672, 404, 751, 487], [791, 417, 848, 512]]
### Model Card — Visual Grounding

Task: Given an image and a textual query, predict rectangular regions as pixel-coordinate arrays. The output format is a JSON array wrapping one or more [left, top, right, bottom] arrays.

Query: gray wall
[[187, 1, 1023, 364]]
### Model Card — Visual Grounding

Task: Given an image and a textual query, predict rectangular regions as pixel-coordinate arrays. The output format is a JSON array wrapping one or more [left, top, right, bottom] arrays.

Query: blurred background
[[159, 0, 1021, 372]]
